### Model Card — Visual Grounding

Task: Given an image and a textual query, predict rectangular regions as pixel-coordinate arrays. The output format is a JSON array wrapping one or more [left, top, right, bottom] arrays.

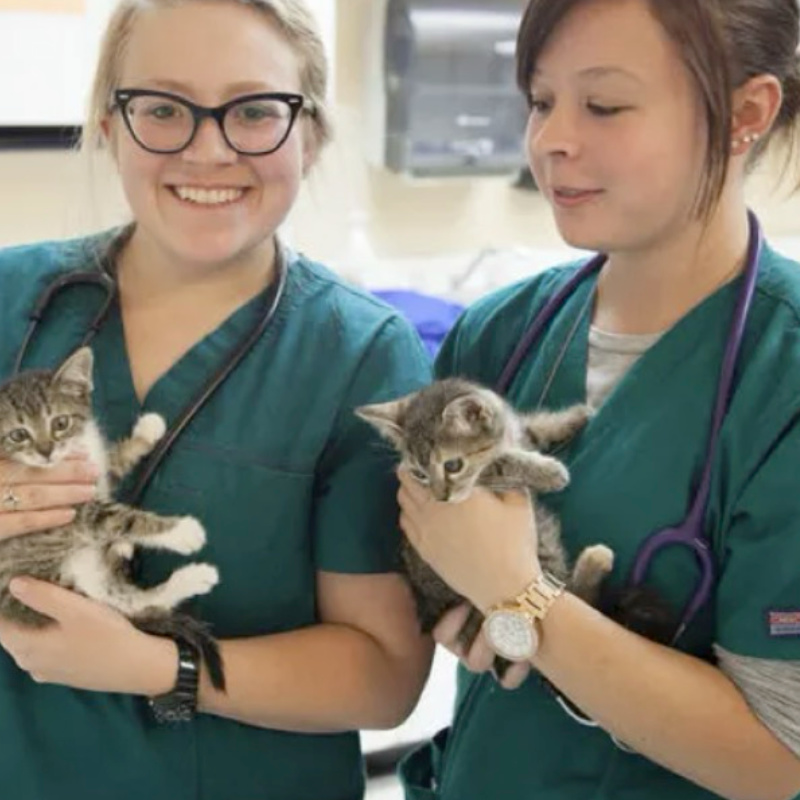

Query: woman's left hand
[[0, 577, 174, 694], [432, 603, 532, 690], [398, 470, 541, 612]]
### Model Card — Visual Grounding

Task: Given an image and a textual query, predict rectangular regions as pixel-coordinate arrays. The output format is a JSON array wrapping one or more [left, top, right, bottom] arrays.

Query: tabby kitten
[[357, 378, 614, 665], [0, 348, 225, 690]]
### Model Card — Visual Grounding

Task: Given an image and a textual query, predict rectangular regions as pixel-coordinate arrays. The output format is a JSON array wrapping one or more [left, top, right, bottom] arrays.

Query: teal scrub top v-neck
[[0, 233, 432, 800], [401, 242, 800, 800]]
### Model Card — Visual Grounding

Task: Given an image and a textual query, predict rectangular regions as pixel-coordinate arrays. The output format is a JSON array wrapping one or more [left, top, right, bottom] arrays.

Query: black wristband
[[147, 637, 200, 724]]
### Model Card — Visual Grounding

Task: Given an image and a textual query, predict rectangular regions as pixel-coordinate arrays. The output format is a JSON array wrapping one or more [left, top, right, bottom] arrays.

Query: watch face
[[484, 610, 537, 661]]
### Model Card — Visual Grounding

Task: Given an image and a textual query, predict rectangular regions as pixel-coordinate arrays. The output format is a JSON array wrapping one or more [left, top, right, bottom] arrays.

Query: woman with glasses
[[0, 2, 432, 799]]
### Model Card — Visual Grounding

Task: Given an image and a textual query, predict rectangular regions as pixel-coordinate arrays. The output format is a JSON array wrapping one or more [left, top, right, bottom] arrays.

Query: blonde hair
[[82, 0, 332, 156]]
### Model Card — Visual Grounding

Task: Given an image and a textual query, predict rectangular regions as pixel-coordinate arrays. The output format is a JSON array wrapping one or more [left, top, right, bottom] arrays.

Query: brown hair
[[82, 0, 332, 156], [516, 0, 800, 217]]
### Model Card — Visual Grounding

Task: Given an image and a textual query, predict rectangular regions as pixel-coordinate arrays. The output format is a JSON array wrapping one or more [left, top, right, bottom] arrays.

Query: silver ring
[[1, 486, 20, 512]]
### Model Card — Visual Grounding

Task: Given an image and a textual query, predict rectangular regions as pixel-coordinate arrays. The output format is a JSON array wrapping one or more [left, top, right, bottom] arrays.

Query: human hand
[[0, 456, 99, 540], [398, 470, 540, 613], [0, 577, 175, 695], [433, 603, 531, 690]]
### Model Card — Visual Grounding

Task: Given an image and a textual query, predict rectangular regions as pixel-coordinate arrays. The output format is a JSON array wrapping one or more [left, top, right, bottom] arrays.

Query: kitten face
[[0, 348, 94, 468], [407, 444, 490, 504], [357, 379, 508, 503]]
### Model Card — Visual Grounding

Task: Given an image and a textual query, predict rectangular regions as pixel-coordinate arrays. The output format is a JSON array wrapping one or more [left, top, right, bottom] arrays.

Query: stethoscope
[[12, 239, 289, 505], [494, 211, 763, 746]]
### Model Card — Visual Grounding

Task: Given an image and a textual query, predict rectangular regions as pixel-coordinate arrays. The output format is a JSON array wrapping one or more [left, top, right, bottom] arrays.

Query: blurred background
[[1, 2, 799, 797]]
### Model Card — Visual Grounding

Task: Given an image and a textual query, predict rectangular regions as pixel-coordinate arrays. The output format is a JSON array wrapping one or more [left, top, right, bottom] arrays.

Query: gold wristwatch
[[482, 572, 565, 661]]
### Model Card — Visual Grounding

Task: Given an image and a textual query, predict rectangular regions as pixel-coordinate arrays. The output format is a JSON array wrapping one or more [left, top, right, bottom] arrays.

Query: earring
[[732, 132, 759, 150]]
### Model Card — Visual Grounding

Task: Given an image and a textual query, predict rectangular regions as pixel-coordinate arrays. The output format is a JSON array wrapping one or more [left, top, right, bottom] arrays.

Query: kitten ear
[[356, 397, 410, 447], [53, 347, 94, 395], [442, 394, 494, 435]]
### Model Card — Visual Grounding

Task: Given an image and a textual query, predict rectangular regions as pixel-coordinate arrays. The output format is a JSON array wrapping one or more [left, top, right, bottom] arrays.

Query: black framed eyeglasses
[[113, 88, 316, 156]]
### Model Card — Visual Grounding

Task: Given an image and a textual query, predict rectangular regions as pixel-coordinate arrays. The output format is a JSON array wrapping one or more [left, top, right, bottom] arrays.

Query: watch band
[[148, 637, 200, 724], [513, 571, 565, 620]]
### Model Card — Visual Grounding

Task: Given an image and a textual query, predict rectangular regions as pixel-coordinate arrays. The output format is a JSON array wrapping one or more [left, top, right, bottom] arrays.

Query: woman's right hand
[[433, 603, 532, 690], [0, 457, 98, 541]]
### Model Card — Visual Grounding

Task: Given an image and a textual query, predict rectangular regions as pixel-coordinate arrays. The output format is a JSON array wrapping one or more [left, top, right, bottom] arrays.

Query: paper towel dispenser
[[366, 0, 528, 177]]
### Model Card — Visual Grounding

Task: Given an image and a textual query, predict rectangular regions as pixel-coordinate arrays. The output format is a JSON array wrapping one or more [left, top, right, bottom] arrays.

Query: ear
[[300, 124, 320, 178], [442, 395, 493, 435], [53, 347, 94, 394], [731, 74, 783, 156], [355, 397, 410, 447], [99, 115, 120, 161]]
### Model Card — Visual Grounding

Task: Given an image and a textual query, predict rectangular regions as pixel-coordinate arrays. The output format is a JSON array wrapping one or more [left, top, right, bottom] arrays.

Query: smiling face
[[525, 0, 708, 256], [104, 1, 313, 271]]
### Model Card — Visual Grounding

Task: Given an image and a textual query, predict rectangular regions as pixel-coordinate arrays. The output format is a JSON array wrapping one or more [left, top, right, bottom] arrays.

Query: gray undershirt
[[586, 326, 663, 410], [588, 325, 800, 757]]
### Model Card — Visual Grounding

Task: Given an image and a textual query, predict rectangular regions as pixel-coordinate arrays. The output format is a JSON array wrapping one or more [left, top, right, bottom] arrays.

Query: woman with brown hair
[[398, 0, 800, 798]]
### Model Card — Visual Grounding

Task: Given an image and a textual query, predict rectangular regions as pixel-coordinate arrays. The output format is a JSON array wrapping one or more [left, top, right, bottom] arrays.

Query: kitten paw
[[133, 413, 167, 446], [168, 518, 206, 555], [580, 544, 615, 574], [538, 459, 570, 492], [112, 541, 135, 560], [573, 404, 596, 426], [169, 563, 220, 600]]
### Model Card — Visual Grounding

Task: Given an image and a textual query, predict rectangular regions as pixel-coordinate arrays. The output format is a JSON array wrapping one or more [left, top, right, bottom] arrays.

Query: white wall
[[0, 0, 334, 125], [0, 0, 121, 127]]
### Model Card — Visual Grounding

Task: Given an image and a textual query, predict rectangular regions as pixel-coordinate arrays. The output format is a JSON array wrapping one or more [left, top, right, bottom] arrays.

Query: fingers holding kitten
[[0, 457, 99, 488], [433, 603, 493, 673], [432, 602, 473, 656], [0, 459, 98, 539], [2, 483, 95, 515], [495, 661, 531, 690], [0, 508, 80, 540], [432, 603, 531, 689]]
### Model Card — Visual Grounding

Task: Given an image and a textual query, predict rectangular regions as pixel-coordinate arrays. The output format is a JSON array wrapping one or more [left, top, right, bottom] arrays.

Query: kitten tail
[[600, 584, 677, 646], [133, 611, 227, 692]]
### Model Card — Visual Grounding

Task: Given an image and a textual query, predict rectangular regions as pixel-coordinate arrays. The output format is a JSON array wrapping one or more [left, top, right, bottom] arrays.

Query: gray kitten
[[0, 348, 225, 690], [357, 378, 614, 665]]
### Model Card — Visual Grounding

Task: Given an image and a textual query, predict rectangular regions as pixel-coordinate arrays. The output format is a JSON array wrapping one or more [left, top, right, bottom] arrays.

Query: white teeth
[[174, 187, 244, 205]]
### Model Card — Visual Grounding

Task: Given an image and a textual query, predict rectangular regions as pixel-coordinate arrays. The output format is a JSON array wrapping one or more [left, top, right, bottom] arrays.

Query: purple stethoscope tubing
[[495, 211, 763, 644]]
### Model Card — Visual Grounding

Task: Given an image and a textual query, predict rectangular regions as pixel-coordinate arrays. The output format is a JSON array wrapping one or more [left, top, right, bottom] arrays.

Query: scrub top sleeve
[[313, 316, 432, 573], [716, 410, 800, 660]]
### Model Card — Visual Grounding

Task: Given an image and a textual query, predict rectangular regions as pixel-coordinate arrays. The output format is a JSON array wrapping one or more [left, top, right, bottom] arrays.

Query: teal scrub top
[[0, 234, 432, 800], [400, 241, 800, 800]]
